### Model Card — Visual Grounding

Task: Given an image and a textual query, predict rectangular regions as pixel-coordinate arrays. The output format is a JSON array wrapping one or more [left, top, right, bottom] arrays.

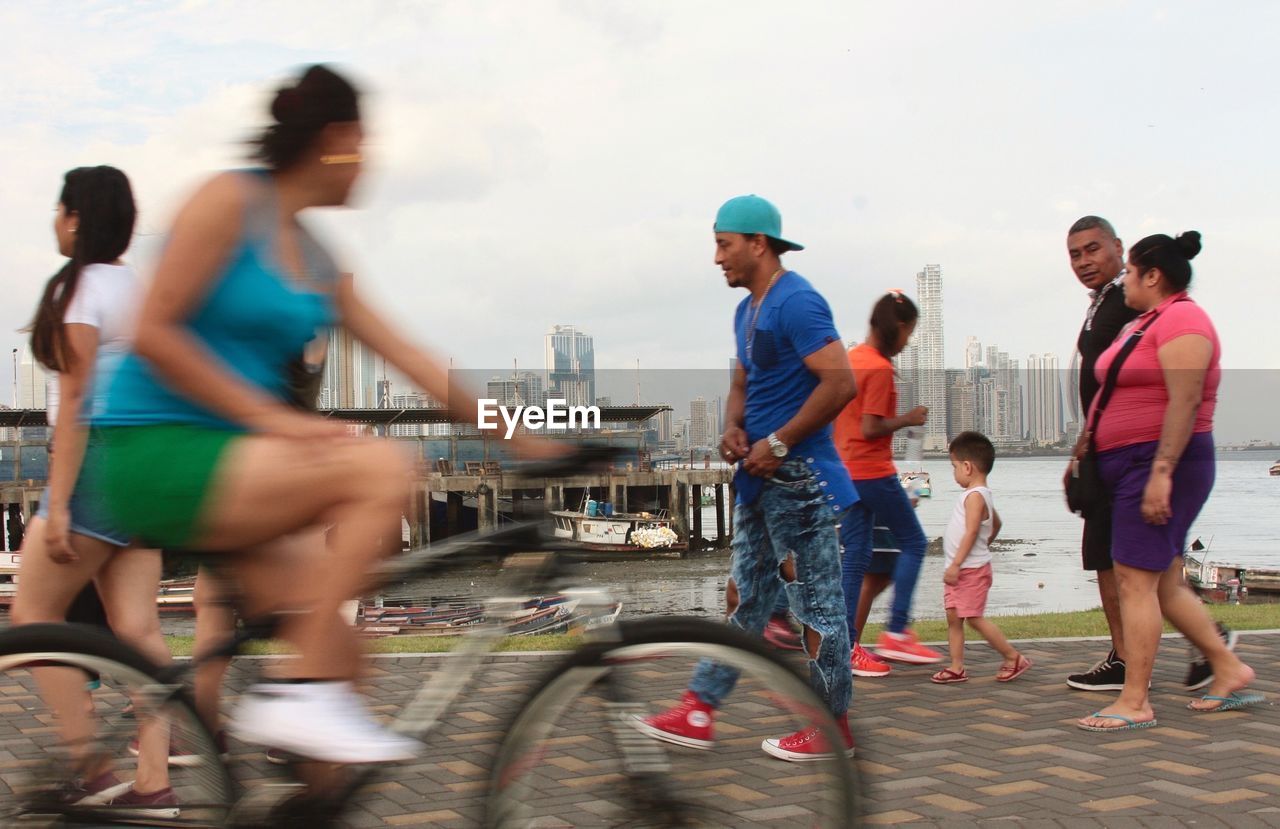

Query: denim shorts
[[36, 437, 131, 548]]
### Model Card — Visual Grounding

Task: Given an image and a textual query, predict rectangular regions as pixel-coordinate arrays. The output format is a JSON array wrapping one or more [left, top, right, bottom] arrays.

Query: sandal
[[1187, 691, 1266, 713], [1076, 712, 1157, 732], [996, 655, 1032, 683], [931, 668, 968, 684]]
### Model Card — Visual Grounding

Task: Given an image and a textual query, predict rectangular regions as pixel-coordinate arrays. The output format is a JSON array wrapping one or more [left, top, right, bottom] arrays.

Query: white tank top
[[942, 485, 995, 569]]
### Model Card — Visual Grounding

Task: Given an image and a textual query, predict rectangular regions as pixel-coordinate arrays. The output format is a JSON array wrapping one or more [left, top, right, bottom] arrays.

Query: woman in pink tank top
[[1077, 232, 1262, 735]]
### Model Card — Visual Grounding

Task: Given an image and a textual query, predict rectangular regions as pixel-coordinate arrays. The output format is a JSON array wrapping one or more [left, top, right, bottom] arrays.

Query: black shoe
[[1184, 623, 1238, 691], [1067, 648, 1126, 691]]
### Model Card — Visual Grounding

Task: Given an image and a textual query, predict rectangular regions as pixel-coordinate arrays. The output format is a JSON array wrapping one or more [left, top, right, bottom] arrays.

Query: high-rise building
[[656, 408, 674, 442], [545, 325, 595, 407], [689, 397, 711, 449], [914, 265, 947, 451], [18, 348, 47, 410], [1026, 353, 1064, 445], [320, 327, 356, 409], [946, 369, 976, 439], [964, 336, 983, 370], [389, 392, 425, 437], [354, 340, 377, 408]]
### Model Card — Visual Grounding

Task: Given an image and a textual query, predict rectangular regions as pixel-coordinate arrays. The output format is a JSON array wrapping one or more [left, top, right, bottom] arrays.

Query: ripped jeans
[[688, 459, 853, 717]]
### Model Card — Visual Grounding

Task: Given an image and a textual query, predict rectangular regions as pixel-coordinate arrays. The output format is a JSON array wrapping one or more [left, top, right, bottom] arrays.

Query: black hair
[[868, 292, 919, 358], [765, 236, 790, 257], [949, 431, 995, 474], [1068, 215, 1117, 240], [28, 166, 136, 372], [1129, 231, 1201, 292], [252, 64, 360, 171]]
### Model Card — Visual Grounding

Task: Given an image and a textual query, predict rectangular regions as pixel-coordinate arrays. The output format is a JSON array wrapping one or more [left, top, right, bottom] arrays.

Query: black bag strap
[[1086, 296, 1190, 435]]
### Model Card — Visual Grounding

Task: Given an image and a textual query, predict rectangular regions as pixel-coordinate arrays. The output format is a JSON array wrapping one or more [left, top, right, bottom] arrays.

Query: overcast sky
[[4, 1, 1278, 412]]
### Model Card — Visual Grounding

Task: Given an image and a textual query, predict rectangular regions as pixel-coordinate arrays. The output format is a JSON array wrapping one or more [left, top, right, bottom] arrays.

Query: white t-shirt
[[942, 485, 996, 569], [45, 263, 141, 425]]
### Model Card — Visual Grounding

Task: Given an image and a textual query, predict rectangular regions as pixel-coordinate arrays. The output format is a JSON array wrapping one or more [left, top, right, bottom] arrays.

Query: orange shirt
[[833, 343, 898, 480]]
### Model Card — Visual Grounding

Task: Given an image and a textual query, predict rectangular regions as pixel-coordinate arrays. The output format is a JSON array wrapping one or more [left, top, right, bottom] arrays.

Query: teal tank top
[[97, 171, 339, 429]]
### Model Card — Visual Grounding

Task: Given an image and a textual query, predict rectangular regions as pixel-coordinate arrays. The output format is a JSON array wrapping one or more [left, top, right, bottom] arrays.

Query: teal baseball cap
[[713, 194, 804, 252]]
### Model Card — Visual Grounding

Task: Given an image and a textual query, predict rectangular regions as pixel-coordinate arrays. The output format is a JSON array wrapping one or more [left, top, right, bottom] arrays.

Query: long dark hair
[[868, 291, 919, 358], [28, 166, 136, 372], [252, 64, 360, 171]]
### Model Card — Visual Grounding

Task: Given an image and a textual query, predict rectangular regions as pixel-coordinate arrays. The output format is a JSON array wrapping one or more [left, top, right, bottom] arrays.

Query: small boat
[[550, 494, 686, 560], [899, 470, 931, 498], [1184, 538, 1280, 603], [0, 554, 196, 614], [1270, 460, 1280, 476], [355, 594, 619, 638]]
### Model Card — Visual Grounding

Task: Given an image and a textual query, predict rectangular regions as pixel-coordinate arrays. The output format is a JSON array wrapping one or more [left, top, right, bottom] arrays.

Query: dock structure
[[2, 405, 734, 552], [405, 466, 733, 549]]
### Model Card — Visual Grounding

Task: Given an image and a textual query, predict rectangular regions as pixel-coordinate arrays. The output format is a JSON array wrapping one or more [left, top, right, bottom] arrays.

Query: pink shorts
[[944, 562, 993, 619]]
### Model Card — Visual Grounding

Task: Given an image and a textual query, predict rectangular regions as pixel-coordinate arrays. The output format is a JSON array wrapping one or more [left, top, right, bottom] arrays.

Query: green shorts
[[94, 425, 239, 549]]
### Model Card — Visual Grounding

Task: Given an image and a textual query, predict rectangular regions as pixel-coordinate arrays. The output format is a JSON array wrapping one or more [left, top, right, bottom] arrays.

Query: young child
[[931, 432, 1032, 684]]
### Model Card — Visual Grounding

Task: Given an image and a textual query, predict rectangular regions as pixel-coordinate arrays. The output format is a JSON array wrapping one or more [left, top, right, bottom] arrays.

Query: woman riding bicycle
[[91, 64, 511, 764]]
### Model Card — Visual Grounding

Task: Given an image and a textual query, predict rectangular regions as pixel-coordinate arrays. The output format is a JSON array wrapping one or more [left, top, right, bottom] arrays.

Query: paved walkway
[[2, 631, 1277, 826], [229, 632, 1279, 827]]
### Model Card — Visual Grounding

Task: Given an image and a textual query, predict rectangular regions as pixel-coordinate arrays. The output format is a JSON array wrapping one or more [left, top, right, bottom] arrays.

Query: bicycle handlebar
[[505, 444, 630, 479]]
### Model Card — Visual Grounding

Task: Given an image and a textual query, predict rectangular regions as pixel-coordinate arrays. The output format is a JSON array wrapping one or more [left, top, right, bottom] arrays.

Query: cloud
[[2, 0, 1279, 423]]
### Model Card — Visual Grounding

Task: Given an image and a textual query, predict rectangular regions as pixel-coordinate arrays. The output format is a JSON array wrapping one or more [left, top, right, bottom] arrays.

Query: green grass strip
[[162, 604, 1275, 657]]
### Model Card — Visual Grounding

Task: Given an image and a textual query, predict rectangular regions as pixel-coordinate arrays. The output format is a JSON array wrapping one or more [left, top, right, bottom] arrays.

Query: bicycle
[[0, 447, 861, 827]]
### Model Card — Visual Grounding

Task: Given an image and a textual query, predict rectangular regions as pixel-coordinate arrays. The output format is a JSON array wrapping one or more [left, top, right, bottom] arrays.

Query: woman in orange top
[[834, 292, 936, 673]]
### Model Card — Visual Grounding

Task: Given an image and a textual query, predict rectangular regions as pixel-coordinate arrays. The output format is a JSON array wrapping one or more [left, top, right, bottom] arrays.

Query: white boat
[[550, 495, 686, 560], [899, 470, 932, 498], [1270, 460, 1280, 476], [0, 553, 18, 606]]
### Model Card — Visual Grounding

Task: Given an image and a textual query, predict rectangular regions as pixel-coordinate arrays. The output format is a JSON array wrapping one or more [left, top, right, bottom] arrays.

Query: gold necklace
[[745, 268, 785, 361]]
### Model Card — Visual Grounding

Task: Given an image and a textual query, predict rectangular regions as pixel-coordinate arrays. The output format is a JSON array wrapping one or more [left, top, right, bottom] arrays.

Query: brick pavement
[[1, 632, 1277, 826]]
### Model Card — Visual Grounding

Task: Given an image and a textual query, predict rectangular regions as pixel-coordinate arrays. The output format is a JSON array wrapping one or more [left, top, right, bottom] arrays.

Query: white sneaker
[[230, 681, 419, 764]]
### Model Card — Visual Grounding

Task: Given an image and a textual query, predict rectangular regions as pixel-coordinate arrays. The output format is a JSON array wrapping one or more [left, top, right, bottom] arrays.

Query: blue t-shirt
[[732, 272, 859, 513]]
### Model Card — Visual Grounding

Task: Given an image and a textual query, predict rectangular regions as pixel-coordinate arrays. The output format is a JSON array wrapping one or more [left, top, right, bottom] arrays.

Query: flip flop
[[996, 655, 1032, 683], [931, 668, 968, 684], [1076, 712, 1157, 732], [1187, 692, 1266, 713]]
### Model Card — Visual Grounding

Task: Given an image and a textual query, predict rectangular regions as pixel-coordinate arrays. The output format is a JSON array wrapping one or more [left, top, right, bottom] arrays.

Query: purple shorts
[[1098, 431, 1215, 572]]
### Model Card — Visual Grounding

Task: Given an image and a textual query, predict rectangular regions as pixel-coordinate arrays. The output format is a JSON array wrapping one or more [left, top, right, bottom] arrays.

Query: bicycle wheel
[[0, 623, 234, 827], [487, 616, 860, 828]]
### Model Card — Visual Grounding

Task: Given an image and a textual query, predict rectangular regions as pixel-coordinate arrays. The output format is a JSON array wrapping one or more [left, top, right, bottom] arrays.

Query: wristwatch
[[766, 432, 789, 458]]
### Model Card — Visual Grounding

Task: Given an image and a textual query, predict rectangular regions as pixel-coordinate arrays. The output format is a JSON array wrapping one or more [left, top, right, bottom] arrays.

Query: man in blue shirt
[[636, 195, 861, 761]]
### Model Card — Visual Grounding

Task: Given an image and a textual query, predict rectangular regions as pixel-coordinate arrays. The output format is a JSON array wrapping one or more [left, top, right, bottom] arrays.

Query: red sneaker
[[762, 714, 856, 762], [851, 644, 892, 677], [763, 616, 803, 651], [631, 691, 714, 750], [874, 629, 943, 664]]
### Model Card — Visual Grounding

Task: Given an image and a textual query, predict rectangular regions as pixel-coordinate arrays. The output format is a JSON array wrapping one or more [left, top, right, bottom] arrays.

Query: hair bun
[[270, 87, 302, 122], [1175, 230, 1202, 260]]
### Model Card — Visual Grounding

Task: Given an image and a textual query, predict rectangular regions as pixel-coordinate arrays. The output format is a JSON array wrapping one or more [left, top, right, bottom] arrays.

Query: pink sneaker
[[851, 644, 891, 677], [875, 630, 943, 664], [631, 691, 714, 749], [763, 616, 803, 651], [762, 714, 856, 762]]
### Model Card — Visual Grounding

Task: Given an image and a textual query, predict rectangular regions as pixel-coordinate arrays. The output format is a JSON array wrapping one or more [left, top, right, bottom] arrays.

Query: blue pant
[[847, 475, 928, 635], [689, 459, 853, 717]]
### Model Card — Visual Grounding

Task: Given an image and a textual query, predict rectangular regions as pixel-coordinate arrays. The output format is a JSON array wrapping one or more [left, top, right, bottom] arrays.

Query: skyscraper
[[964, 336, 983, 370], [914, 265, 947, 451], [545, 325, 596, 407], [689, 397, 711, 449], [1026, 353, 1064, 445], [320, 327, 356, 409], [18, 347, 47, 409]]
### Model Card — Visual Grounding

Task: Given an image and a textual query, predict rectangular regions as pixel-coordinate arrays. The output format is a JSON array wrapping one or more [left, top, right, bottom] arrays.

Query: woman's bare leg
[[96, 548, 172, 794], [192, 437, 407, 679], [10, 521, 114, 772]]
